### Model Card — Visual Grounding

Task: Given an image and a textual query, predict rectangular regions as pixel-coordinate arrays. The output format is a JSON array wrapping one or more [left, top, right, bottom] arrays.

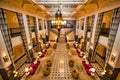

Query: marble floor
[[21, 34, 100, 80], [49, 43, 73, 80]]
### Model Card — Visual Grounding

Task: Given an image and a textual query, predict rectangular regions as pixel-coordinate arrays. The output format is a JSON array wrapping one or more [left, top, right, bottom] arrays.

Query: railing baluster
[[9, 28, 21, 37]]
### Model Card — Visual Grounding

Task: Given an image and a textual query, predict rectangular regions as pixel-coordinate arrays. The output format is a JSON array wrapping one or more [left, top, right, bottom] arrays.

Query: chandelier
[[51, 7, 66, 29]]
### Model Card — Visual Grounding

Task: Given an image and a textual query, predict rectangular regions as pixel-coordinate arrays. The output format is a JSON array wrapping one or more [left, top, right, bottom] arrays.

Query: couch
[[46, 43, 50, 49], [29, 61, 40, 75], [76, 50, 84, 57], [82, 61, 94, 75], [73, 43, 78, 49], [41, 49, 47, 57]]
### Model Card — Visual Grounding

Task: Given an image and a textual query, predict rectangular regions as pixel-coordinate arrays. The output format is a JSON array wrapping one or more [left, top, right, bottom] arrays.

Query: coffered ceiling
[[32, 0, 88, 19], [1, 0, 120, 19]]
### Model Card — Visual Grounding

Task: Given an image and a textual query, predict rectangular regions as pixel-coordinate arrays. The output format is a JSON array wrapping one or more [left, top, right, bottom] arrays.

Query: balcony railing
[[100, 28, 110, 37], [30, 26, 35, 32], [9, 28, 21, 37], [39, 26, 42, 30]]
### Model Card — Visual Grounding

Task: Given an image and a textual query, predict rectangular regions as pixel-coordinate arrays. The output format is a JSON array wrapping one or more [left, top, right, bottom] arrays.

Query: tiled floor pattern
[[20, 33, 102, 80], [91, 63, 103, 78], [49, 35, 73, 80], [18, 63, 31, 77]]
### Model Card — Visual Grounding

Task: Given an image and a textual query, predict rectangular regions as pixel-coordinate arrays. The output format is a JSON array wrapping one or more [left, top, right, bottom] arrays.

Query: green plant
[[47, 60, 52, 67], [69, 60, 74, 67], [72, 70, 79, 79], [66, 43, 70, 49], [53, 43, 57, 49], [44, 67, 50, 76]]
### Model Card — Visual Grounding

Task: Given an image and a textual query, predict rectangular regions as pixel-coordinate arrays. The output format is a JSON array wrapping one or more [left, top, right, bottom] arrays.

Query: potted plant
[[47, 60, 52, 67], [53, 43, 57, 49], [44, 67, 50, 76], [66, 43, 70, 49], [72, 70, 79, 79], [69, 60, 74, 67]]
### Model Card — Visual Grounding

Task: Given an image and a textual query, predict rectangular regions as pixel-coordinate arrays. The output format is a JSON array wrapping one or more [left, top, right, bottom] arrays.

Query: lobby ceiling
[[32, 0, 88, 19], [1, 0, 120, 19]]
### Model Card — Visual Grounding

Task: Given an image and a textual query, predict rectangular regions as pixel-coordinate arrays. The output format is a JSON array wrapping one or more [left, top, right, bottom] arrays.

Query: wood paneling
[[5, 10, 19, 28]]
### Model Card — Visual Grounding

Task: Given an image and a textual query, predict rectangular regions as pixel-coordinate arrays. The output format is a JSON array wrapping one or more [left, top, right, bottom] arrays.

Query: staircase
[[50, 29, 58, 35], [65, 28, 74, 35]]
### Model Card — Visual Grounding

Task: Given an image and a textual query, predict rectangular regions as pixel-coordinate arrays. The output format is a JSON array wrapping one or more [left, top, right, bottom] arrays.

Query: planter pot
[[66, 43, 70, 49], [69, 60, 74, 67], [44, 67, 50, 76], [53, 43, 57, 49], [72, 70, 79, 79], [47, 61, 52, 67]]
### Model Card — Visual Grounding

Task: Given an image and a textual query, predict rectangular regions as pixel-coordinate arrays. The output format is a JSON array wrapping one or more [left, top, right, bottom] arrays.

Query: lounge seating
[[44, 67, 50, 76], [76, 50, 84, 57], [29, 61, 40, 75], [46, 43, 50, 49], [41, 49, 47, 57], [72, 70, 79, 79], [73, 43, 78, 49], [82, 61, 95, 75]]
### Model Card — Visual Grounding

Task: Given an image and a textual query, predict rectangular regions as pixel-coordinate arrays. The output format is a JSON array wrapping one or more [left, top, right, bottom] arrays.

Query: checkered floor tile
[[49, 36, 73, 80], [91, 63, 103, 77], [18, 63, 31, 77]]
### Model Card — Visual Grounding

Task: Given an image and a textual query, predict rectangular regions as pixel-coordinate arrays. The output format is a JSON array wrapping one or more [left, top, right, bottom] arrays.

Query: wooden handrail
[[8, 28, 21, 37]]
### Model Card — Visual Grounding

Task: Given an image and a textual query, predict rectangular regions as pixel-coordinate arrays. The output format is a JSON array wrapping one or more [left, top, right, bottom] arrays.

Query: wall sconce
[[108, 70, 113, 75], [13, 70, 18, 77], [101, 70, 106, 75], [3, 55, 9, 63], [111, 55, 116, 62]]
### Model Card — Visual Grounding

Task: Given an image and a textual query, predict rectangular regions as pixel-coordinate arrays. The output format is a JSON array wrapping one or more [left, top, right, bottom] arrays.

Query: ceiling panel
[[33, 0, 85, 4], [32, 0, 87, 19]]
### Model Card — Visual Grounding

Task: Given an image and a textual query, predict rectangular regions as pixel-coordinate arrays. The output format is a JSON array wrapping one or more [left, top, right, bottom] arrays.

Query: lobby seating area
[[76, 49, 84, 57], [40, 49, 47, 57], [73, 42, 78, 49], [20, 42, 55, 80], [82, 61, 95, 76], [39, 43, 51, 57], [73, 42, 85, 57], [65, 42, 100, 80], [0, 1, 120, 80], [46, 43, 51, 49], [29, 61, 40, 75]]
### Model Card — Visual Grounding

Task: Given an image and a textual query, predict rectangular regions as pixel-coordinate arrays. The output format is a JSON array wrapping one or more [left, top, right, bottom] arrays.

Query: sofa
[[46, 43, 50, 49], [82, 61, 94, 75], [73, 43, 78, 49], [41, 49, 47, 57], [29, 61, 40, 75], [76, 50, 84, 57]]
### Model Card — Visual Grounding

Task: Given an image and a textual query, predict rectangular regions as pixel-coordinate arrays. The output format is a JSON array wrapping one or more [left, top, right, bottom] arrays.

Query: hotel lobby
[[0, 0, 120, 80]]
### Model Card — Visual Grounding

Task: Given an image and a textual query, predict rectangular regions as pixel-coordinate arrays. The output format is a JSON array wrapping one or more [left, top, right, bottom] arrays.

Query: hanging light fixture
[[51, 0, 66, 29]]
